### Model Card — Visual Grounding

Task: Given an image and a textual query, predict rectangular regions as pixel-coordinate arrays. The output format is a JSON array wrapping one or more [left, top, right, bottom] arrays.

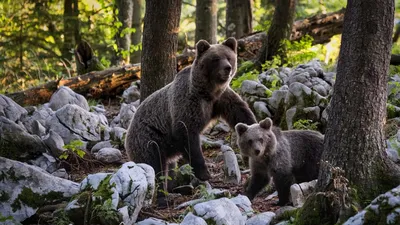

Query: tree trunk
[[195, 0, 217, 44], [140, 0, 182, 102], [296, 0, 400, 224], [256, 0, 297, 66], [62, 0, 80, 61], [226, 0, 253, 39], [131, 0, 143, 63], [114, 0, 134, 65]]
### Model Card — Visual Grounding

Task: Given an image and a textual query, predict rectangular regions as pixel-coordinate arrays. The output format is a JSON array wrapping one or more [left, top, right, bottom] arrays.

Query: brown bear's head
[[235, 118, 277, 158], [191, 38, 237, 95]]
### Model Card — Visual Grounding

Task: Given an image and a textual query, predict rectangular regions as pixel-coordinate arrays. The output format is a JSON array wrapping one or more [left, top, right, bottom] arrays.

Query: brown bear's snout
[[255, 149, 261, 156], [224, 65, 232, 75]]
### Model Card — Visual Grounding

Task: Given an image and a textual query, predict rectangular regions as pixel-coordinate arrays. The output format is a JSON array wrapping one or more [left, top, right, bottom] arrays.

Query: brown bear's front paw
[[194, 168, 211, 181]]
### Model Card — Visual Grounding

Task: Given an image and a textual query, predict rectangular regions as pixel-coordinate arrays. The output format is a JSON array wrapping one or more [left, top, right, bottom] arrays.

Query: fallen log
[[6, 9, 346, 106]]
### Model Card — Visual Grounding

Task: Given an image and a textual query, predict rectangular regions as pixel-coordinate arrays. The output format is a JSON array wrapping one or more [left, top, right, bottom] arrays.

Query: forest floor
[[66, 98, 281, 223]]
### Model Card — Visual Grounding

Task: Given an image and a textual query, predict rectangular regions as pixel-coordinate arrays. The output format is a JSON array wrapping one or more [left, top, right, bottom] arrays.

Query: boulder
[[0, 94, 27, 122], [21, 106, 53, 135], [94, 147, 122, 163], [43, 130, 66, 157], [46, 104, 108, 144], [221, 145, 241, 184], [290, 180, 317, 207], [240, 80, 270, 97], [0, 117, 47, 161], [245, 212, 276, 225], [48, 86, 89, 111], [181, 212, 207, 225], [122, 81, 141, 103], [0, 157, 79, 222], [343, 185, 400, 225], [193, 197, 246, 225]]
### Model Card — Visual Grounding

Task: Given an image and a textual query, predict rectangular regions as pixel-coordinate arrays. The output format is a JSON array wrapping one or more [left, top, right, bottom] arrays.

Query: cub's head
[[235, 118, 277, 158], [192, 38, 237, 90]]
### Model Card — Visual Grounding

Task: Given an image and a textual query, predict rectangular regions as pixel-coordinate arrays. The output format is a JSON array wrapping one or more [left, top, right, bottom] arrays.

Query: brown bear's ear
[[222, 37, 237, 53], [196, 40, 211, 58], [259, 118, 273, 130], [235, 123, 248, 136]]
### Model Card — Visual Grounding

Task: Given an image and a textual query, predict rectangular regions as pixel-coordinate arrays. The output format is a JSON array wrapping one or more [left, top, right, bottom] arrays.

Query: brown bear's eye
[[259, 138, 263, 144], [248, 140, 252, 145]]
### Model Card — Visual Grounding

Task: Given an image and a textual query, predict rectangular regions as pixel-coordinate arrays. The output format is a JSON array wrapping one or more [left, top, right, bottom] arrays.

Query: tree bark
[[256, 0, 297, 66], [195, 0, 217, 44], [114, 0, 134, 65], [62, 0, 80, 61], [131, 0, 143, 63], [296, 0, 400, 224], [140, 0, 182, 102], [226, 0, 253, 39]]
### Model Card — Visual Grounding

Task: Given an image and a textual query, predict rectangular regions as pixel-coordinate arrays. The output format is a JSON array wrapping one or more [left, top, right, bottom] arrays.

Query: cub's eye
[[247, 140, 252, 145], [259, 138, 263, 144]]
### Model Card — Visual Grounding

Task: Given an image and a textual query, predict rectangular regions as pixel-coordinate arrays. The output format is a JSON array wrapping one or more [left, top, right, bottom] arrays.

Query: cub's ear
[[259, 118, 273, 130], [235, 123, 248, 136], [222, 37, 237, 53], [196, 40, 211, 58]]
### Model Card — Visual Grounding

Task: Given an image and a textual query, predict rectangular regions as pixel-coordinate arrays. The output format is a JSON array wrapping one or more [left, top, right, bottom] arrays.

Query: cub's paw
[[194, 168, 211, 181]]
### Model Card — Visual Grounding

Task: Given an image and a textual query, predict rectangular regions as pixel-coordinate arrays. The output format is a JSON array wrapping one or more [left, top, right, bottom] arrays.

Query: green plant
[[293, 119, 319, 130], [282, 35, 317, 67], [196, 184, 215, 200], [387, 135, 400, 156], [231, 69, 259, 91], [59, 140, 86, 160], [91, 199, 120, 225]]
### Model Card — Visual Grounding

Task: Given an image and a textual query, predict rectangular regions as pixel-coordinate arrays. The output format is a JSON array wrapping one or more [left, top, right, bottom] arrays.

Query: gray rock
[[43, 130, 66, 157], [94, 147, 122, 163], [21, 106, 54, 134], [275, 221, 291, 225], [181, 212, 207, 225], [213, 121, 231, 133], [285, 107, 297, 130], [0, 94, 27, 122], [253, 101, 272, 120], [90, 105, 108, 126], [245, 212, 276, 225], [122, 81, 141, 103], [0, 116, 47, 161], [265, 191, 278, 201], [290, 180, 317, 207], [323, 72, 336, 85], [310, 77, 331, 96], [201, 135, 225, 148], [343, 185, 400, 225], [29, 153, 57, 173], [193, 197, 246, 225], [32, 120, 46, 137], [46, 104, 108, 144], [266, 89, 288, 113], [51, 168, 69, 179], [386, 148, 400, 163], [221, 145, 241, 184], [0, 157, 79, 222], [136, 218, 179, 225], [110, 127, 127, 143], [230, 194, 254, 217], [241, 80, 270, 97], [91, 140, 113, 154], [49, 86, 89, 111], [275, 206, 297, 218], [111, 162, 155, 224], [118, 103, 136, 129]]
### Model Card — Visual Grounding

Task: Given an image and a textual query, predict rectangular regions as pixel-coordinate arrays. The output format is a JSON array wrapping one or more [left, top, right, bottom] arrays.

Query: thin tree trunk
[[296, 0, 400, 224], [140, 0, 182, 102], [131, 0, 143, 63], [256, 0, 297, 66], [195, 0, 217, 44], [62, 0, 79, 61], [114, 0, 134, 65], [226, 0, 253, 39]]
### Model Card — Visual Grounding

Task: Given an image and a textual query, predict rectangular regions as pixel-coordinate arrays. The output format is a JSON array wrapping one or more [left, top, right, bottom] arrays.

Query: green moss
[[294, 193, 338, 225], [0, 167, 26, 182], [363, 196, 400, 225], [11, 187, 64, 212], [92, 174, 115, 202]]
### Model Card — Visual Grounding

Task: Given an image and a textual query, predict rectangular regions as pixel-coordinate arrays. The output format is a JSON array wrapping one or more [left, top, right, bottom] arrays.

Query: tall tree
[[140, 0, 182, 102], [195, 0, 217, 44], [130, 0, 143, 63], [62, 0, 80, 61], [256, 0, 296, 66], [296, 0, 400, 224], [225, 0, 252, 39], [114, 0, 133, 65]]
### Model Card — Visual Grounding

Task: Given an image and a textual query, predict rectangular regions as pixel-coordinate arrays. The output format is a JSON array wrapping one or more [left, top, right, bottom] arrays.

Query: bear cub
[[125, 37, 256, 193], [235, 117, 324, 206]]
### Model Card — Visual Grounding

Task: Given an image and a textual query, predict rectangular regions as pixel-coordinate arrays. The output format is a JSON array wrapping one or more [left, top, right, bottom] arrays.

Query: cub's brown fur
[[125, 38, 256, 191], [235, 118, 324, 205]]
